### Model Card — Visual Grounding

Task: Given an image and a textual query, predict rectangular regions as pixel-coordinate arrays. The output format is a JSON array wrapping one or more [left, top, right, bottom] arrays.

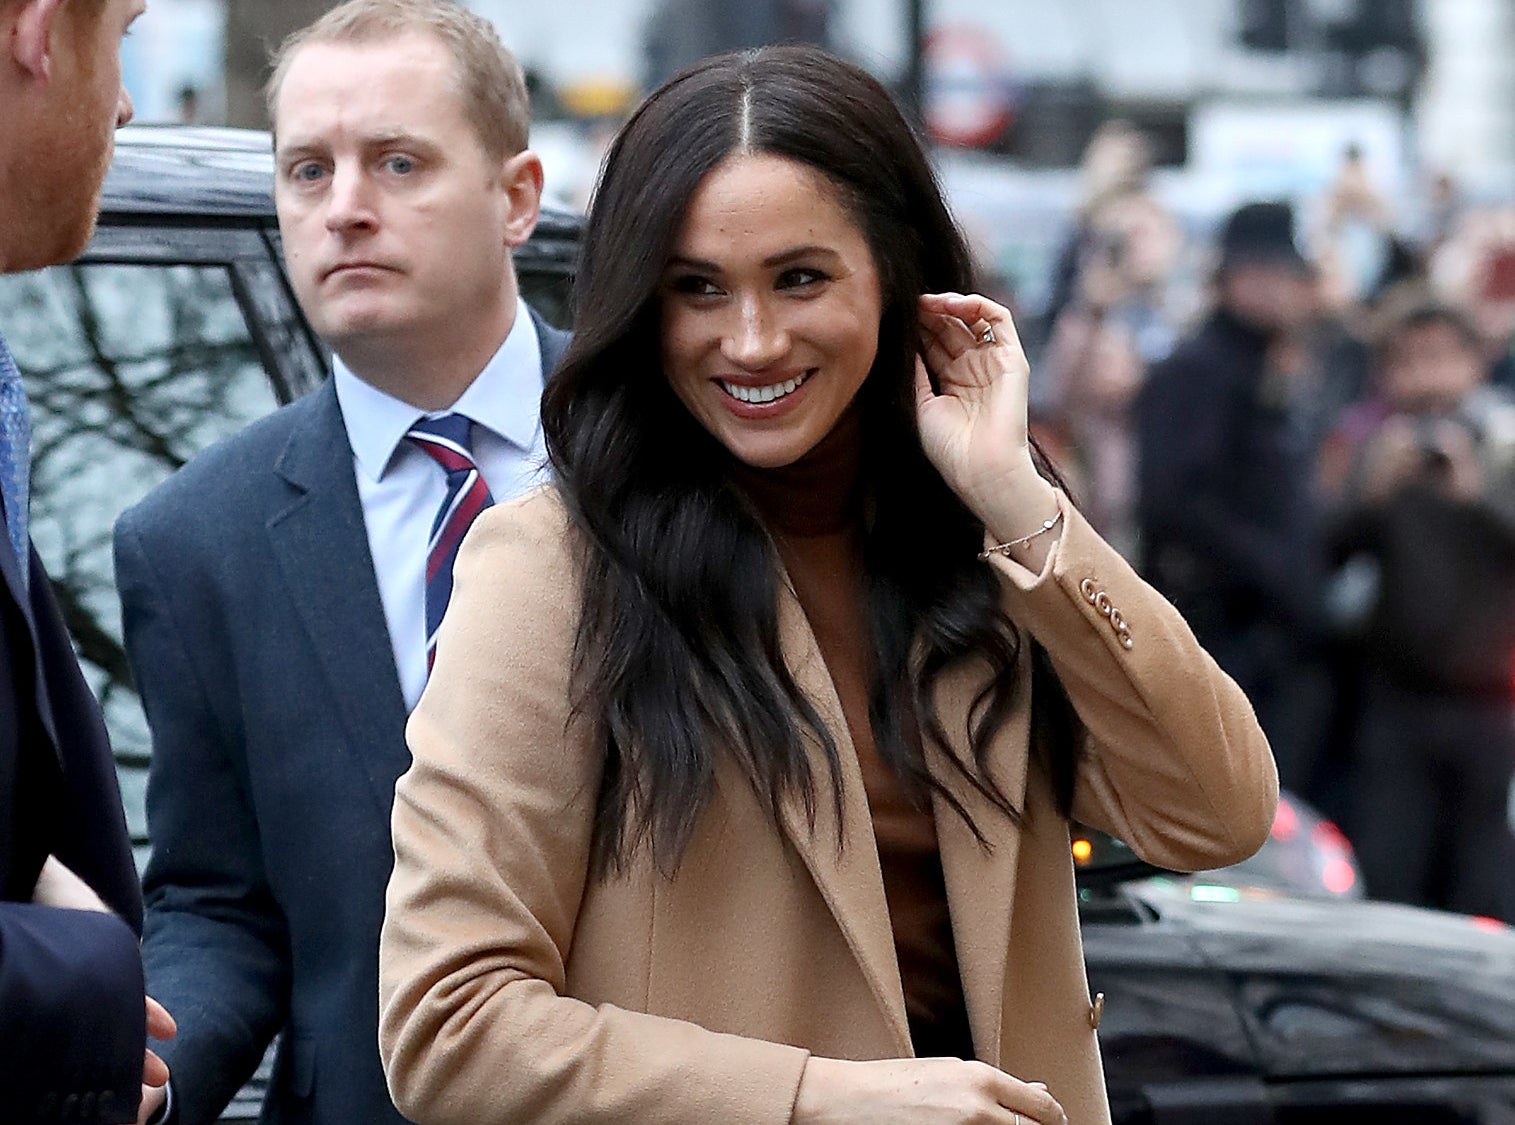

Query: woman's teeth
[[720, 371, 810, 404]]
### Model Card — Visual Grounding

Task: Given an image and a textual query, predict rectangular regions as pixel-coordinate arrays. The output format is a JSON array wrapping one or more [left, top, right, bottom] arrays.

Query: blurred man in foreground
[[114, 1, 565, 1121], [0, 0, 175, 1122]]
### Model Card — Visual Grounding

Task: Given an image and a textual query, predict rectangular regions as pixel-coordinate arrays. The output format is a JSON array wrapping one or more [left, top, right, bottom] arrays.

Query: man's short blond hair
[[265, 0, 529, 161]]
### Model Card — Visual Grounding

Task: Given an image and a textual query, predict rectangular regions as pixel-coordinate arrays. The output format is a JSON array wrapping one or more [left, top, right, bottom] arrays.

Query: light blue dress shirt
[[333, 300, 545, 711]]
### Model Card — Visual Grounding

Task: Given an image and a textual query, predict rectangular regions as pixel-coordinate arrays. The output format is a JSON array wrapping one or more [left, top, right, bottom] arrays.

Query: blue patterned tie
[[0, 334, 29, 591]]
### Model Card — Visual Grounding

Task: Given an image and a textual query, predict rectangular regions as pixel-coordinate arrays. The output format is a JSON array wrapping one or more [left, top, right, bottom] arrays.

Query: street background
[[110, 0, 1515, 916]]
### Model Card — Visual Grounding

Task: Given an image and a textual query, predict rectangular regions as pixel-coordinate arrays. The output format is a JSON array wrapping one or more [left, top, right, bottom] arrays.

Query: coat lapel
[[0, 539, 62, 764], [266, 383, 411, 818], [774, 582, 913, 1057], [929, 639, 1033, 1064]]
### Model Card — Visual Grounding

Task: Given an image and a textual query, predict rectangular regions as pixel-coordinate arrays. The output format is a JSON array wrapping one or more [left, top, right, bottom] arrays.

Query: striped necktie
[[406, 413, 494, 671], [0, 334, 30, 591]]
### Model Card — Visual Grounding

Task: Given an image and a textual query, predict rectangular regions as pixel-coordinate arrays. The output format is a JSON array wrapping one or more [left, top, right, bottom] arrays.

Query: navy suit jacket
[[1, 520, 145, 1123], [114, 314, 569, 1125]]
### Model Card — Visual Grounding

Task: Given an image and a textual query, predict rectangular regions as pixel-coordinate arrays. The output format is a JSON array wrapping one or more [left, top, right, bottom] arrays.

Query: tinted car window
[[0, 261, 281, 854]]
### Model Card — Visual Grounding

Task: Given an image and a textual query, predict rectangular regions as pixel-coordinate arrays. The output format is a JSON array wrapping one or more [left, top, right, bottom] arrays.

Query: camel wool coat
[[379, 486, 1277, 1125]]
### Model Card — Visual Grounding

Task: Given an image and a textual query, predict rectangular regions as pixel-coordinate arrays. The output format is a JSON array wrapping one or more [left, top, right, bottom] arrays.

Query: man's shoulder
[[118, 386, 336, 537]]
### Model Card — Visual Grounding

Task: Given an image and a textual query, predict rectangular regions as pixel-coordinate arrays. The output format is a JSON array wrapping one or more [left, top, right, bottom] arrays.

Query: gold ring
[[978, 324, 997, 346]]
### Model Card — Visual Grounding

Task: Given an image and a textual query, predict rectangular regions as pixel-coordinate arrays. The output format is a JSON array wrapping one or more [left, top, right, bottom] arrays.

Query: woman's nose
[[721, 295, 788, 369]]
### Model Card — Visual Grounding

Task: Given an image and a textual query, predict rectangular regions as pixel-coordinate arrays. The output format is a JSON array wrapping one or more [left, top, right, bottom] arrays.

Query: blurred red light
[[1271, 797, 1299, 842], [1311, 818, 1352, 856], [1471, 916, 1507, 933], [1321, 857, 1357, 895]]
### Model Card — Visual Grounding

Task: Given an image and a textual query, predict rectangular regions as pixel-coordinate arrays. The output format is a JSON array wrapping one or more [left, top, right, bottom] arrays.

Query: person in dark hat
[[1135, 199, 1333, 796]]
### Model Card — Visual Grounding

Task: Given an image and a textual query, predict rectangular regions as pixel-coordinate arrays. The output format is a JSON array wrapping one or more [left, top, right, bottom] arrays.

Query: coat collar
[[772, 579, 1032, 1061]]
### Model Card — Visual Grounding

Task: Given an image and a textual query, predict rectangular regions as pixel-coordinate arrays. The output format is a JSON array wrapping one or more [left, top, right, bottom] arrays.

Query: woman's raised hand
[[791, 1056, 1068, 1125], [914, 293, 1061, 560]]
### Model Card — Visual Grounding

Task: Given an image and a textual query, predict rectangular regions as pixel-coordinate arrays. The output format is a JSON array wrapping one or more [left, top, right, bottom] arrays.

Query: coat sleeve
[[0, 902, 146, 1124], [114, 511, 290, 1125], [379, 493, 810, 1125], [991, 493, 1279, 872]]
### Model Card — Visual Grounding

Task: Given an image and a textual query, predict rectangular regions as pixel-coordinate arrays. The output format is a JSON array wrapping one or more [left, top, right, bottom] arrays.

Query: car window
[[0, 261, 282, 862]]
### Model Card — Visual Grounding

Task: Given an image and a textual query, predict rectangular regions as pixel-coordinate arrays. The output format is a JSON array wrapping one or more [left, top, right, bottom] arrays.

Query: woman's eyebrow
[[762, 245, 839, 268], [664, 245, 841, 273]]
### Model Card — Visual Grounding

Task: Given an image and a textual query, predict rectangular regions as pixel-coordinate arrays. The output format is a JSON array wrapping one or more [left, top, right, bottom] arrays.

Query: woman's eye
[[385, 155, 417, 175], [778, 267, 828, 289], [670, 275, 723, 297]]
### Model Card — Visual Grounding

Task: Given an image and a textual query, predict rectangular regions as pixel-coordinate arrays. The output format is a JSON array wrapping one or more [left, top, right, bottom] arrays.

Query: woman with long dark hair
[[379, 44, 1276, 1125]]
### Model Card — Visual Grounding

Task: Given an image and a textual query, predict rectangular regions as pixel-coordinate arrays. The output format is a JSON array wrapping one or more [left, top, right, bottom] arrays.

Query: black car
[[3, 126, 1514, 1123]]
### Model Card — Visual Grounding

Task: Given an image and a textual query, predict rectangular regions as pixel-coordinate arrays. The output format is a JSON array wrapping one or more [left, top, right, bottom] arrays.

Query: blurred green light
[[1190, 885, 1241, 903]]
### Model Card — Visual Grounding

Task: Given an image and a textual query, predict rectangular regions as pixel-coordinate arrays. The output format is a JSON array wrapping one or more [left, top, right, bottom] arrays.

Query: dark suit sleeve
[[0, 904, 145, 1125], [114, 513, 289, 1125]]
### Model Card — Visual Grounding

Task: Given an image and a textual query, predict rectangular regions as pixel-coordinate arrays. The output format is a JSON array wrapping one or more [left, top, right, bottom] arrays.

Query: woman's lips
[[714, 369, 815, 418], [718, 369, 811, 405]]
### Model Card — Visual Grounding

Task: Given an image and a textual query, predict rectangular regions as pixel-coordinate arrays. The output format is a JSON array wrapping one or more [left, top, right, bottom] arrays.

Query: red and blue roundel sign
[[925, 24, 1017, 149]]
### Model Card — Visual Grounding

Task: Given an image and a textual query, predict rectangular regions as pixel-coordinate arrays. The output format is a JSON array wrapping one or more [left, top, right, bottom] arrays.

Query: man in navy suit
[[112, 2, 566, 1122], [1, 1, 178, 1123]]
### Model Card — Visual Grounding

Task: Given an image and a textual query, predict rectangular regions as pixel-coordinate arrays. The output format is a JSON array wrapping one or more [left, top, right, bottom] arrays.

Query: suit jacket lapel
[[267, 382, 410, 818], [929, 640, 1032, 1064], [773, 581, 912, 1056], [0, 539, 62, 764]]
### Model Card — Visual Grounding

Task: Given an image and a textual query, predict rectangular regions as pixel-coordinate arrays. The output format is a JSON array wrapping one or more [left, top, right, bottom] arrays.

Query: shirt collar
[[333, 299, 543, 483]]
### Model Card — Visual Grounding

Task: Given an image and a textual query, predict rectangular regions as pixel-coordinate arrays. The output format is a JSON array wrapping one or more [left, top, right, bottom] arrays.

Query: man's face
[[11, 0, 143, 271], [272, 32, 532, 360], [1381, 321, 1487, 415], [1222, 262, 1318, 335]]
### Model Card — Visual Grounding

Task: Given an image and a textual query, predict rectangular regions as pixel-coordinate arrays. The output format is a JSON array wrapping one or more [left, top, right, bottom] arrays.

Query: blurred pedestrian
[[1137, 200, 1333, 795], [1319, 293, 1515, 920], [111, 1, 565, 1122], [0, 1, 178, 1123], [1041, 120, 1154, 338], [1040, 185, 1183, 556], [378, 44, 1276, 1125]]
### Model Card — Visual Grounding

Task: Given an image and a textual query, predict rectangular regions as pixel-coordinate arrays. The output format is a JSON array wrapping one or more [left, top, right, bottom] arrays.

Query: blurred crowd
[[1026, 121, 1515, 924]]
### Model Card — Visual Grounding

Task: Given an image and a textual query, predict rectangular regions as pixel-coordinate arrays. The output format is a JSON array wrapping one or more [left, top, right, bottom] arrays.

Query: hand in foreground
[[136, 997, 177, 1125], [31, 855, 110, 913], [914, 292, 1060, 562], [791, 1056, 1067, 1125]]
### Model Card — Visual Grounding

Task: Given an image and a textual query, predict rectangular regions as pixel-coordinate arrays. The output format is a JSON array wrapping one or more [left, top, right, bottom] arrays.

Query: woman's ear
[[9, 0, 66, 82]]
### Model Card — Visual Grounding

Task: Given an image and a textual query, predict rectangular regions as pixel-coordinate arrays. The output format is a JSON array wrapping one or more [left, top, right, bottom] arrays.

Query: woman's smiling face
[[659, 152, 883, 469]]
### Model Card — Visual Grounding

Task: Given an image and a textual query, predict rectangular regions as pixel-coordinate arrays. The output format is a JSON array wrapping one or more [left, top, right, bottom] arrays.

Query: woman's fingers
[[918, 304, 980, 362], [919, 291, 1029, 364], [972, 1065, 1067, 1125], [791, 1055, 1066, 1125]]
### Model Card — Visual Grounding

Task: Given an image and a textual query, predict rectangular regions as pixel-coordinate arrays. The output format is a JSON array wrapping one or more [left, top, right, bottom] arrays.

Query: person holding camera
[[1318, 293, 1515, 921], [1039, 186, 1182, 557]]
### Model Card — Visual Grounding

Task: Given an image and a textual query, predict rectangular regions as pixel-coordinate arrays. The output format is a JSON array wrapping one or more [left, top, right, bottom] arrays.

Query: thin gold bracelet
[[978, 509, 1063, 560]]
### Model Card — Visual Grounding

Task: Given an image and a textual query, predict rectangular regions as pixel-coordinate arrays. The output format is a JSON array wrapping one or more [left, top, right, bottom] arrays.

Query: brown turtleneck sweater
[[732, 408, 974, 1060]]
